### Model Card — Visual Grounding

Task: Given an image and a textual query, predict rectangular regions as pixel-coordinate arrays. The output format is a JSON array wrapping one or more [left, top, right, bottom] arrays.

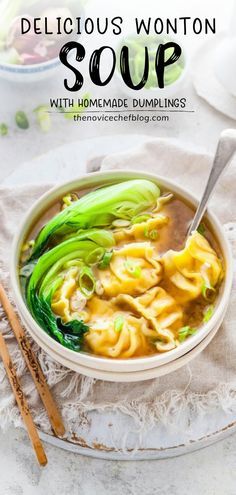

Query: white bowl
[[10, 171, 233, 377], [114, 35, 189, 99], [0, 56, 61, 83], [19, 312, 221, 382]]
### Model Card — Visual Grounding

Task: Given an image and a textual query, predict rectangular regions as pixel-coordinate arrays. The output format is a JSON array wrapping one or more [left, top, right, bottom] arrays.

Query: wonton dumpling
[[97, 242, 162, 297], [115, 286, 183, 352], [51, 267, 88, 322], [85, 296, 156, 358], [161, 231, 223, 303], [114, 213, 169, 244]]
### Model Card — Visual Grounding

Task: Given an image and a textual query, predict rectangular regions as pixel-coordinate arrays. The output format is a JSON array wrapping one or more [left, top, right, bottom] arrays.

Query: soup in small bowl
[[10, 171, 232, 374]]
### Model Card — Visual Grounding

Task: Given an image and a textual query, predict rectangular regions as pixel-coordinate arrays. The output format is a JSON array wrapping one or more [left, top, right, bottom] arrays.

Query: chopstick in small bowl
[[0, 332, 47, 466], [0, 284, 65, 438]]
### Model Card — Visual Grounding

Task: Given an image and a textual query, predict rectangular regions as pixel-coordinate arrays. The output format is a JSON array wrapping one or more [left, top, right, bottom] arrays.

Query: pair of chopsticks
[[0, 284, 65, 466]]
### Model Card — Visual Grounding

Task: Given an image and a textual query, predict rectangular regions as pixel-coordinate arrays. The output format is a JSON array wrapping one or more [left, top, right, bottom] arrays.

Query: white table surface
[[1, 0, 236, 493]]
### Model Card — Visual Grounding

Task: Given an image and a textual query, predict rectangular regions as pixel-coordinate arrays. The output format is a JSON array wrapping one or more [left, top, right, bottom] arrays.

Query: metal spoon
[[188, 129, 236, 236]]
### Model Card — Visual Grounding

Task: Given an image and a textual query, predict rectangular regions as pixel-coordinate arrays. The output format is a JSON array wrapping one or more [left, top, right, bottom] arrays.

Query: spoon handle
[[189, 129, 236, 234]]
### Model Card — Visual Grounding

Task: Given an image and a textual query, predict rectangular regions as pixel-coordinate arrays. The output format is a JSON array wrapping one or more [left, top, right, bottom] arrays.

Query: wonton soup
[[19, 179, 224, 359]]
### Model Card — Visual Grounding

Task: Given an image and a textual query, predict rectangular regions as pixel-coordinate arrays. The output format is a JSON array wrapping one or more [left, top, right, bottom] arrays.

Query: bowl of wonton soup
[[11, 170, 233, 375]]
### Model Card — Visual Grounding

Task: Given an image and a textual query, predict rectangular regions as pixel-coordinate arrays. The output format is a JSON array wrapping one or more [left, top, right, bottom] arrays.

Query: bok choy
[[22, 229, 114, 351], [31, 180, 160, 258]]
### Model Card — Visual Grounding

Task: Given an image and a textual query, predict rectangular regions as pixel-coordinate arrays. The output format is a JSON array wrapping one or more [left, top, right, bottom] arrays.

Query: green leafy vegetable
[[0, 123, 8, 136], [24, 230, 114, 351], [178, 326, 196, 342], [31, 180, 160, 259], [15, 110, 29, 129], [203, 305, 214, 323]]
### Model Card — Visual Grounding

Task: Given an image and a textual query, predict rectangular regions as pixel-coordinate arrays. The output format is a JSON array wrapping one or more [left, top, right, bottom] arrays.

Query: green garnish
[[149, 229, 158, 240], [131, 214, 151, 224], [98, 251, 113, 269], [201, 280, 216, 300], [34, 105, 51, 132], [124, 260, 142, 278], [15, 111, 29, 129], [178, 326, 196, 342], [0, 123, 8, 136], [64, 92, 90, 119], [203, 305, 214, 323], [79, 266, 95, 298], [197, 223, 206, 236], [112, 219, 131, 228], [86, 247, 104, 265], [114, 315, 125, 332], [144, 227, 158, 240]]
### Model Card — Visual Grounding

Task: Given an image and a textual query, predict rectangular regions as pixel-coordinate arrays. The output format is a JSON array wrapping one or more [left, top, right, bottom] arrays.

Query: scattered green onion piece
[[34, 105, 51, 132], [15, 111, 29, 130], [144, 226, 158, 240], [79, 267, 96, 298], [149, 229, 159, 240], [62, 194, 73, 207], [64, 92, 90, 119], [203, 305, 214, 323], [178, 326, 196, 342], [114, 315, 125, 332], [124, 260, 142, 278], [63, 260, 83, 269], [0, 123, 8, 136], [201, 280, 216, 300], [112, 219, 131, 228], [86, 247, 104, 265], [98, 251, 113, 269], [197, 223, 206, 236], [131, 214, 151, 224]]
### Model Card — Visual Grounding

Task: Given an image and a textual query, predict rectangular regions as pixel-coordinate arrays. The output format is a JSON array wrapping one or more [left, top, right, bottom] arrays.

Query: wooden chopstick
[[0, 332, 47, 466], [0, 284, 65, 437]]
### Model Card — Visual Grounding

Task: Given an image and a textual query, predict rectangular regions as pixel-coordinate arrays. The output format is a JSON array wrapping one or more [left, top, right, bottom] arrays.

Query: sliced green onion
[[114, 315, 125, 332], [15, 111, 29, 130], [201, 280, 216, 300], [63, 260, 83, 269], [62, 193, 79, 208], [197, 223, 206, 236], [0, 123, 8, 136], [144, 227, 159, 240], [203, 305, 214, 323], [79, 267, 96, 298], [131, 214, 151, 224], [34, 105, 51, 132], [124, 260, 142, 278], [149, 229, 159, 240], [112, 219, 131, 228], [86, 247, 104, 265], [178, 326, 196, 342], [98, 251, 113, 269]]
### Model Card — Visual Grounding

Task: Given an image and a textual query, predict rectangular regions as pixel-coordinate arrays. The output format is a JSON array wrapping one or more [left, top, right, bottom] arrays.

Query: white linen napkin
[[0, 139, 236, 448]]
